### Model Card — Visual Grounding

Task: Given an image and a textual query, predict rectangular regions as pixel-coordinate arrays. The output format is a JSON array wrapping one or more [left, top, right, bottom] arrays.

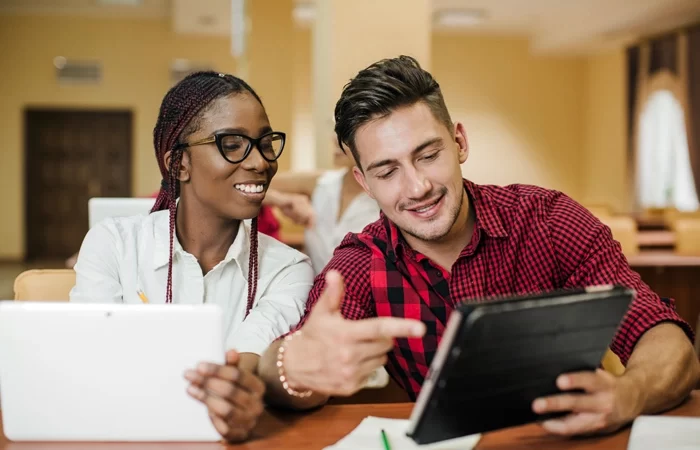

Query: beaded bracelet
[[277, 330, 313, 398]]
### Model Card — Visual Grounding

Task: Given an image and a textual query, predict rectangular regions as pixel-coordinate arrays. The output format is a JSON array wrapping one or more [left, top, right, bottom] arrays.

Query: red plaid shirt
[[297, 179, 693, 400]]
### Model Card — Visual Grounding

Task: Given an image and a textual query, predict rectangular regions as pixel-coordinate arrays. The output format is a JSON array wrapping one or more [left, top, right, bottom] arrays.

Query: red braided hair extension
[[245, 217, 259, 317]]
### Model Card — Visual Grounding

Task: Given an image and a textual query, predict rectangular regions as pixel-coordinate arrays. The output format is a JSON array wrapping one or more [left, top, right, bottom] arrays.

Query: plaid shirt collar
[[382, 178, 509, 262]]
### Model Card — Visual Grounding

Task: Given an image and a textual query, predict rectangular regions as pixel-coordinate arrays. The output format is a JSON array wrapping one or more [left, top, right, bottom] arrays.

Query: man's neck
[[402, 190, 475, 274], [175, 196, 240, 273]]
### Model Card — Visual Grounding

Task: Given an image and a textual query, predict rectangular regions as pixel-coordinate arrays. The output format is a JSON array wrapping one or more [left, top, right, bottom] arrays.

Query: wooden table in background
[[2, 391, 699, 450], [630, 251, 700, 332], [279, 231, 305, 252], [636, 230, 676, 249], [628, 251, 700, 267], [635, 216, 668, 230]]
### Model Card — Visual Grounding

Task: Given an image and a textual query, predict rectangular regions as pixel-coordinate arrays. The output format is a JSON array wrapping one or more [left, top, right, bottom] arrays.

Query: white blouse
[[304, 168, 380, 274], [70, 210, 314, 355]]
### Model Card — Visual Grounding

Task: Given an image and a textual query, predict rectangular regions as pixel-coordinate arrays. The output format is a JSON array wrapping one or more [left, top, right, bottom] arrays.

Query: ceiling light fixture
[[293, 2, 315, 25], [433, 9, 486, 28], [95, 0, 143, 6]]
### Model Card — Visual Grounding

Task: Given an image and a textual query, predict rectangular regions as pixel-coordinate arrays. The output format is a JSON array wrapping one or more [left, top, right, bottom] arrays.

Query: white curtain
[[636, 89, 699, 211]]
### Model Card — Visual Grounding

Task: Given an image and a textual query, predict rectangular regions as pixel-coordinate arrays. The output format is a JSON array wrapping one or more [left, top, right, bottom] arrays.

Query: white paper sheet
[[323, 416, 481, 450], [628, 415, 700, 450]]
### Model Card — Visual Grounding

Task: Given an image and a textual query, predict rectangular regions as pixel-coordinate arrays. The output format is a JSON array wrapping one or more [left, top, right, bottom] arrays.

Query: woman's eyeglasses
[[174, 131, 286, 164]]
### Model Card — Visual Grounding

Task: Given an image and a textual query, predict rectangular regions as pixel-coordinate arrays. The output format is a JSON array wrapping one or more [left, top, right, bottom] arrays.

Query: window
[[636, 89, 699, 211]]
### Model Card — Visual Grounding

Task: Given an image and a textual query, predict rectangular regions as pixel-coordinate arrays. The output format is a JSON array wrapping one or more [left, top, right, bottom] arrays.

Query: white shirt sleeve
[[225, 258, 314, 355], [69, 220, 124, 304]]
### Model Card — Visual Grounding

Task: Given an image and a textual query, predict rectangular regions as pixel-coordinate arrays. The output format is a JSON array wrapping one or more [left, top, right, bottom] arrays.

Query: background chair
[[271, 207, 306, 251], [695, 313, 700, 358], [601, 349, 626, 376], [584, 204, 613, 221], [663, 208, 700, 231], [673, 218, 700, 255], [599, 216, 639, 257], [13, 269, 75, 302]]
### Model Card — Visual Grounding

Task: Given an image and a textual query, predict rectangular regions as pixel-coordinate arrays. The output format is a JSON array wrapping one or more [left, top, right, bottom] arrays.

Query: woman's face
[[175, 92, 279, 221]]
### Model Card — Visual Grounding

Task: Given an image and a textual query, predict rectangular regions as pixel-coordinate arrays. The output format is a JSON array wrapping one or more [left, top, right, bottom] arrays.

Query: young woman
[[70, 71, 314, 441]]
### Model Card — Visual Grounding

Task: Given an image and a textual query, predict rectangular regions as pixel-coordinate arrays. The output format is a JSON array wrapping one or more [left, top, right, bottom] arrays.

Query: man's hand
[[277, 193, 315, 228], [283, 270, 426, 397], [532, 369, 643, 436], [184, 350, 266, 442]]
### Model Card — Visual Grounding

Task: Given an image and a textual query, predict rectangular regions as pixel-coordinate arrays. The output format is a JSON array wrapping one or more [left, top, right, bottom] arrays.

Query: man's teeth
[[414, 199, 439, 213], [235, 184, 264, 193]]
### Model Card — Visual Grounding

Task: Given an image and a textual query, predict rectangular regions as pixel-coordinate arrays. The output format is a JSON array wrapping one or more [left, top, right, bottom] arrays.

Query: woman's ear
[[163, 150, 191, 183]]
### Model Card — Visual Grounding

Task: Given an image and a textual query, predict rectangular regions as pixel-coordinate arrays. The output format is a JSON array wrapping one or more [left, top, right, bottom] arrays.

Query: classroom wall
[[433, 33, 587, 197], [0, 15, 239, 260], [291, 30, 588, 198], [0, 14, 629, 260], [581, 50, 628, 212]]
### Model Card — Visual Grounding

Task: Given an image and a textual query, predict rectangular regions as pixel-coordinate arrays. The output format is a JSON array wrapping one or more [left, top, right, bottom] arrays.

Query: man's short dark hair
[[333, 55, 453, 169]]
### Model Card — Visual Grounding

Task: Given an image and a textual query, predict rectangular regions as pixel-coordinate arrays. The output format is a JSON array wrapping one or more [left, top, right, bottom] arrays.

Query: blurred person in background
[[265, 140, 380, 274]]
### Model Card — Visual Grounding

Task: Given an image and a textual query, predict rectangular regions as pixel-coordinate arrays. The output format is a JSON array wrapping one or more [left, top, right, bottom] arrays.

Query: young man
[[258, 56, 700, 436]]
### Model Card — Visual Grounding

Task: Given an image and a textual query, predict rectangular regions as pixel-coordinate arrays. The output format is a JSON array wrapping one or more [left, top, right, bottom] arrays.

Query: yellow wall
[[291, 27, 316, 171], [0, 15, 281, 260], [433, 34, 586, 197], [248, 0, 295, 173], [581, 50, 628, 212], [292, 31, 587, 197], [0, 14, 629, 260]]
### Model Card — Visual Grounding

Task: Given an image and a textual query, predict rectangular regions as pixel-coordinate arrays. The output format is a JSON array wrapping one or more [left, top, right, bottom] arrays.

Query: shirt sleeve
[[546, 192, 694, 365], [69, 219, 124, 304], [292, 233, 376, 332], [228, 258, 314, 355]]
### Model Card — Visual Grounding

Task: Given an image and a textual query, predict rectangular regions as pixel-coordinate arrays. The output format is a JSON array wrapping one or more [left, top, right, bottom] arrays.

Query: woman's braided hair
[[151, 71, 263, 312]]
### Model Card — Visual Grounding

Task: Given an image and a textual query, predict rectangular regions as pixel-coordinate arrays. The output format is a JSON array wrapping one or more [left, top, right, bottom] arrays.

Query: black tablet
[[406, 285, 634, 445]]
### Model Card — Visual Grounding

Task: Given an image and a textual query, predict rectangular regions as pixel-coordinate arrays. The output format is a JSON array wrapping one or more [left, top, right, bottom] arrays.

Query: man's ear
[[163, 150, 191, 183], [352, 166, 374, 200], [454, 122, 469, 164]]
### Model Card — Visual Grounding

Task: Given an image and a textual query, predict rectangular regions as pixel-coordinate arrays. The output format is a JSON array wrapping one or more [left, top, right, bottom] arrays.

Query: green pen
[[380, 429, 392, 450]]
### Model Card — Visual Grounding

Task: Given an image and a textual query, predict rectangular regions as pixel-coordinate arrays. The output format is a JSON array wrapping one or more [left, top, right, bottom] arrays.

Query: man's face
[[352, 102, 469, 242]]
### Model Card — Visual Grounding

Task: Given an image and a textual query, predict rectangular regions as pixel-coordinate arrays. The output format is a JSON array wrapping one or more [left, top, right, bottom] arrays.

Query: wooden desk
[[637, 230, 676, 249], [635, 216, 667, 230], [628, 251, 700, 267], [628, 251, 700, 330], [2, 391, 699, 449]]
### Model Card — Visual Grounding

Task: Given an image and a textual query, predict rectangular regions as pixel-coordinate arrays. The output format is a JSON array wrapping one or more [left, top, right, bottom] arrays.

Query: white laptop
[[88, 197, 156, 229], [0, 301, 224, 442]]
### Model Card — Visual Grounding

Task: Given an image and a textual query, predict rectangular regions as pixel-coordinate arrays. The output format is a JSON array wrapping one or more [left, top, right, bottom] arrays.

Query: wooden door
[[25, 109, 132, 261]]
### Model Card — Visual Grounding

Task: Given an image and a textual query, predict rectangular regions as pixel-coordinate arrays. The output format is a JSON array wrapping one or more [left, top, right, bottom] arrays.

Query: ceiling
[[1, 0, 699, 54], [436, 0, 700, 53]]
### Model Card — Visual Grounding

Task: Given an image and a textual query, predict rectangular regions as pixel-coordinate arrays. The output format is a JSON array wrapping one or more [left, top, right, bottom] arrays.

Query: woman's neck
[[175, 197, 240, 274]]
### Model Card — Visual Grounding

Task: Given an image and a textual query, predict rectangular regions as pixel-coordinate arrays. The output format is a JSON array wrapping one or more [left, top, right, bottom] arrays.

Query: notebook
[[323, 416, 480, 450], [628, 416, 700, 450]]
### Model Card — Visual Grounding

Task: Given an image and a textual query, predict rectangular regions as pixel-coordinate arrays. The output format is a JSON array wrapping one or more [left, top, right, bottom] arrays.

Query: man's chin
[[399, 221, 452, 243]]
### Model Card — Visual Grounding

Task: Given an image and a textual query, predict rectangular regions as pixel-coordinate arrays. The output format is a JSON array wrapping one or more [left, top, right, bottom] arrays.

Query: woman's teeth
[[235, 184, 264, 193]]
